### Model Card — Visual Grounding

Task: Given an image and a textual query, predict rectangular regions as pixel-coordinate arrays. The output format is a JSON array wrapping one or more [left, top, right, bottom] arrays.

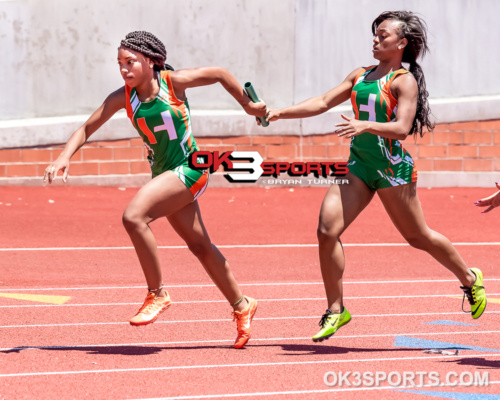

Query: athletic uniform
[[314, 69, 487, 341], [124, 70, 208, 200], [348, 66, 417, 190]]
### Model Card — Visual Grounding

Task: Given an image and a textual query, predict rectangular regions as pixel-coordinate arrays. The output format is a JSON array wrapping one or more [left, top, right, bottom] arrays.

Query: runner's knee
[[122, 209, 148, 232], [317, 194, 344, 244], [317, 218, 342, 244], [187, 239, 212, 260], [403, 231, 432, 250]]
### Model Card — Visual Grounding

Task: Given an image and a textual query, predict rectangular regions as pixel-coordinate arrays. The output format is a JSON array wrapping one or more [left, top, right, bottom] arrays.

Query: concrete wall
[[1, 0, 500, 149], [1, 0, 296, 120], [3, 0, 500, 118], [294, 0, 500, 101]]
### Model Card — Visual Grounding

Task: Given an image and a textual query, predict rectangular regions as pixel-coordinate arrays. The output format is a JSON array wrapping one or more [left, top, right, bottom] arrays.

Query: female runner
[[265, 11, 487, 342], [43, 31, 264, 349]]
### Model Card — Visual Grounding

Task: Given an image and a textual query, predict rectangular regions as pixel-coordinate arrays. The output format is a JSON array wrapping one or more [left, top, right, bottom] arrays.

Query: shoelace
[[140, 293, 160, 314], [232, 312, 240, 322], [460, 285, 483, 313], [318, 309, 333, 328], [232, 311, 247, 334]]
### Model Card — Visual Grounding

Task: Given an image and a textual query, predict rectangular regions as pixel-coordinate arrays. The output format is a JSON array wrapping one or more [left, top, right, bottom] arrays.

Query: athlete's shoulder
[[101, 86, 126, 117], [106, 86, 126, 106], [108, 85, 125, 95], [355, 65, 377, 74], [391, 71, 418, 98], [392, 70, 417, 87], [389, 66, 410, 79], [168, 68, 192, 84], [349, 67, 368, 78], [166, 69, 193, 90], [346, 66, 375, 84]]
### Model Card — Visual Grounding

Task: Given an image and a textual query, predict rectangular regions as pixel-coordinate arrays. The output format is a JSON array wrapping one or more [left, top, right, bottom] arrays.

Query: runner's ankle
[[148, 286, 166, 298], [233, 297, 248, 312]]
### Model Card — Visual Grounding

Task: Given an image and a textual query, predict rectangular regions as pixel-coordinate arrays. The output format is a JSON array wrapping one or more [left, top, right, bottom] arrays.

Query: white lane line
[[2, 311, 499, 329], [1, 293, 499, 308], [129, 381, 500, 400], [2, 329, 500, 353], [1, 242, 499, 252], [1, 353, 500, 378], [2, 278, 500, 292]]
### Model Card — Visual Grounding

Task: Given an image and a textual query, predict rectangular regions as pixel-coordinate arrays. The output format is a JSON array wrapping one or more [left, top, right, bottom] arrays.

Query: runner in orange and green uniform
[[348, 66, 417, 189], [44, 31, 264, 349], [125, 69, 207, 199], [265, 11, 486, 342]]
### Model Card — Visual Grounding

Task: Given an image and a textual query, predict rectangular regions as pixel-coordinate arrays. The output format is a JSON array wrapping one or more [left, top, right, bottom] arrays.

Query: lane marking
[[2, 330, 500, 352], [0, 242, 498, 252], [0, 293, 70, 304], [1, 353, 500, 378], [1, 311, 500, 329], [128, 381, 500, 400], [1, 280, 500, 292], [448, 295, 500, 304], [1, 293, 500, 308]]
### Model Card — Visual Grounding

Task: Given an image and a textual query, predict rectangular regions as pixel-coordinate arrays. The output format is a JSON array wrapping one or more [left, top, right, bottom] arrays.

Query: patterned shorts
[[347, 150, 417, 190], [172, 161, 209, 201]]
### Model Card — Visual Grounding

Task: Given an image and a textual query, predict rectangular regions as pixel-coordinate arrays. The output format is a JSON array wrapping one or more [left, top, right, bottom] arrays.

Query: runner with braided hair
[[120, 31, 174, 71], [43, 30, 265, 349]]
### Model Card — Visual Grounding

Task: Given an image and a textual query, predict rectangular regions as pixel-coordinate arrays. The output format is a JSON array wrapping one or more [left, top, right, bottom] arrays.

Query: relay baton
[[244, 82, 269, 127]]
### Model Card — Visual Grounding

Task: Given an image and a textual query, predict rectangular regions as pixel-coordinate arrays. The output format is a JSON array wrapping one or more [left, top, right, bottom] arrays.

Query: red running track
[[0, 186, 499, 399]]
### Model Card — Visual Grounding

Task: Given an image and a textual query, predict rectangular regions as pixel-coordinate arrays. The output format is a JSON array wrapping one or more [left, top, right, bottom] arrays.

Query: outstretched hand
[[43, 158, 70, 184], [256, 108, 280, 126], [335, 114, 367, 138], [265, 109, 280, 122], [475, 183, 500, 213]]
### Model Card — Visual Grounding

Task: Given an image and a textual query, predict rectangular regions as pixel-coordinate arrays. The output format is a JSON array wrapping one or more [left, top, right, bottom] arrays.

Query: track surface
[[0, 186, 499, 399]]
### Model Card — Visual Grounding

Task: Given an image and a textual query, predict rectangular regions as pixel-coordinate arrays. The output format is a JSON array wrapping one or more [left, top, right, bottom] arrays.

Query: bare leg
[[377, 182, 475, 287], [122, 171, 193, 297], [167, 200, 248, 311], [317, 173, 375, 312]]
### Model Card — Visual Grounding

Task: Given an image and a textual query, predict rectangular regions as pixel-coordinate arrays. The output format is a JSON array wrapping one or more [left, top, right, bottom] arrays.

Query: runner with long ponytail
[[265, 11, 487, 342]]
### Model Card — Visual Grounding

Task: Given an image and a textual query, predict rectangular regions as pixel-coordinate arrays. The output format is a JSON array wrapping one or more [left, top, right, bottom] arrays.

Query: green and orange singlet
[[124, 70, 208, 199], [125, 70, 198, 176], [348, 65, 417, 189]]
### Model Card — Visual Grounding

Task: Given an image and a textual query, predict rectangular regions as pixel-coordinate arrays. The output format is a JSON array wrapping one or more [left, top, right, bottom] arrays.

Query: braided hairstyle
[[372, 11, 434, 138], [120, 31, 174, 72]]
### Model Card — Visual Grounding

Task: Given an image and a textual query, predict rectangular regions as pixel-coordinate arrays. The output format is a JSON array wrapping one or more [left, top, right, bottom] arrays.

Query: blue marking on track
[[394, 336, 500, 352], [422, 320, 479, 326], [397, 389, 500, 399]]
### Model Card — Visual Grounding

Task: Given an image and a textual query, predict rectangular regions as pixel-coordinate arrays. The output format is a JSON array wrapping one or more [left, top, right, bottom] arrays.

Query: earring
[[150, 65, 153, 69]]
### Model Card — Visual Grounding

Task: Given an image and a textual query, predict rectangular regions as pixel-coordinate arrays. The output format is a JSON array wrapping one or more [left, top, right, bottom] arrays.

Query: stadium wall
[[2, 119, 499, 187], [1, 0, 499, 186]]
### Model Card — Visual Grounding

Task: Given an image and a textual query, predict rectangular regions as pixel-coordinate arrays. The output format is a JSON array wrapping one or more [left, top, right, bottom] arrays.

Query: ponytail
[[409, 60, 434, 137], [373, 11, 434, 138]]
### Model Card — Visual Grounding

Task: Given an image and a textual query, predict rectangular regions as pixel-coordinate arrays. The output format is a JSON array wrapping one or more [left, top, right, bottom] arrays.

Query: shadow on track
[[442, 357, 500, 369], [1, 343, 420, 356]]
